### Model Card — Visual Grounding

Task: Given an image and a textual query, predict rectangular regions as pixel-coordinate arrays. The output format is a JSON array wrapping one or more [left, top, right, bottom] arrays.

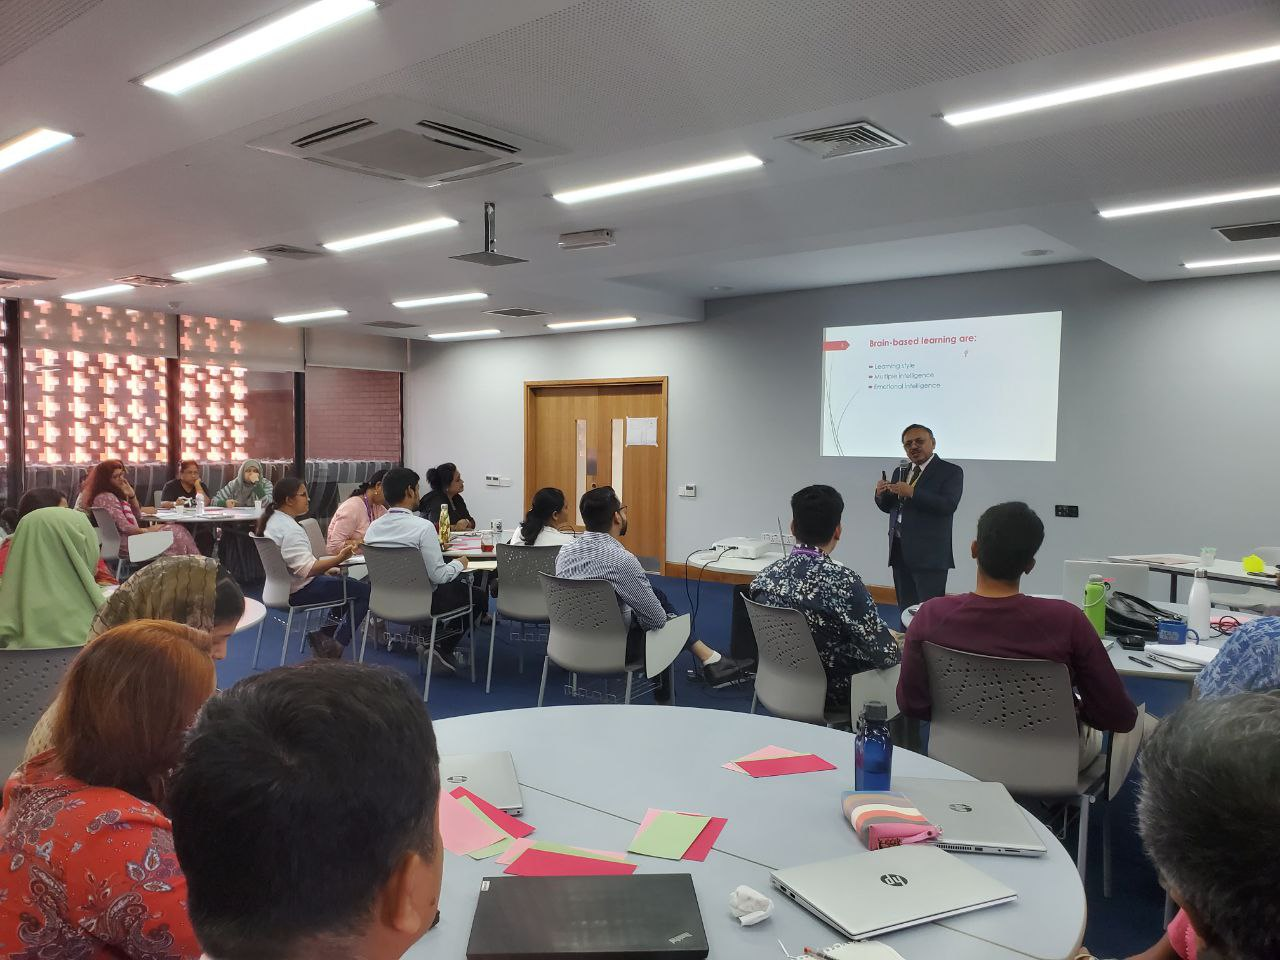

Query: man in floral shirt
[[750, 484, 901, 711]]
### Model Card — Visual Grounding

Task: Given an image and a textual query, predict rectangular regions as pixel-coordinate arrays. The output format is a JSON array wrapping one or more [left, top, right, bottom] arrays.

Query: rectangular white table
[[1109, 553, 1279, 602]]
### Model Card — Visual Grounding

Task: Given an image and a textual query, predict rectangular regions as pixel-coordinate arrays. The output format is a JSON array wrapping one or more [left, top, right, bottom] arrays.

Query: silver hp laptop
[[438, 751, 523, 815], [895, 777, 1047, 857], [770, 844, 1016, 940]]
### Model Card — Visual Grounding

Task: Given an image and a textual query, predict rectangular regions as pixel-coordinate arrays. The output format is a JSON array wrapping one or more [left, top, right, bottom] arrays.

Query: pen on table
[[1128, 655, 1155, 669]]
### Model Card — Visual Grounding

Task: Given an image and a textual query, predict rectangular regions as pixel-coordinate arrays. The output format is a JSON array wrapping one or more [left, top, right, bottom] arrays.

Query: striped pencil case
[[841, 791, 940, 850]]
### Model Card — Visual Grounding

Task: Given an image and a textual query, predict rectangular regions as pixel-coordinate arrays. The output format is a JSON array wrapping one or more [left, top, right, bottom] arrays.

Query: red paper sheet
[[681, 817, 728, 861], [503, 849, 637, 877], [734, 754, 836, 777], [449, 787, 535, 839]]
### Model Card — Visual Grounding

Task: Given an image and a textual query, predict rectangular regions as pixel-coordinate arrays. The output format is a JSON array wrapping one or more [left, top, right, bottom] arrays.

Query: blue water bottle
[[854, 701, 893, 791]]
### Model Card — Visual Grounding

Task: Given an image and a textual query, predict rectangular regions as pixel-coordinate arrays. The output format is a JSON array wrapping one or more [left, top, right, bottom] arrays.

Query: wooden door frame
[[524, 376, 669, 568]]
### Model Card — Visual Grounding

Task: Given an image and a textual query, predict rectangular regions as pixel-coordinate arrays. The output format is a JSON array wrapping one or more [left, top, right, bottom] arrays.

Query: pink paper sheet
[[449, 787, 535, 839], [634, 808, 728, 862], [723, 745, 805, 774], [503, 849, 637, 877], [735, 754, 837, 777], [438, 789, 506, 855]]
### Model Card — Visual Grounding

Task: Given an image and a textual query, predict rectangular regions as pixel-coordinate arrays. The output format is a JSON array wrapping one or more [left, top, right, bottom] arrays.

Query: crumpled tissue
[[729, 885, 774, 926]]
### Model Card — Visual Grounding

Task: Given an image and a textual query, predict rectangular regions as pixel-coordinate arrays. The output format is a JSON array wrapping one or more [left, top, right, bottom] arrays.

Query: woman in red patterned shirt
[[79, 460, 202, 562], [0, 620, 215, 959]]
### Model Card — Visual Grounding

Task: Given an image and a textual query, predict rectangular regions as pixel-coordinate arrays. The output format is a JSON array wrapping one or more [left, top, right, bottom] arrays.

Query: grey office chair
[[249, 534, 353, 669], [299, 517, 326, 558], [91, 507, 172, 579], [336, 482, 360, 502], [742, 597, 840, 725], [358, 545, 474, 703], [1211, 546, 1280, 612], [538, 574, 658, 706], [922, 642, 1139, 885], [0, 646, 81, 775], [488, 544, 561, 693]]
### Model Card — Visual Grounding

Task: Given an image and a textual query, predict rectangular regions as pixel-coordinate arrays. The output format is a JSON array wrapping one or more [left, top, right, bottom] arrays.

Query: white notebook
[[1145, 643, 1217, 666]]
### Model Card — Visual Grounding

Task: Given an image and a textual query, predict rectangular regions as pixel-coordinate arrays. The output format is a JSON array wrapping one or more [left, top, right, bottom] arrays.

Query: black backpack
[[1105, 591, 1181, 638]]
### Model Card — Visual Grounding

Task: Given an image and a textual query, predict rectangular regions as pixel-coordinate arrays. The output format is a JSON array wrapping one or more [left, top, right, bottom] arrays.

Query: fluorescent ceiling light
[[323, 216, 458, 252], [1183, 251, 1280, 269], [139, 0, 377, 95], [274, 308, 348, 323], [552, 154, 764, 204], [427, 328, 500, 341], [62, 283, 134, 301], [1099, 182, 1280, 219], [0, 128, 74, 173], [546, 316, 638, 331], [392, 291, 487, 309], [944, 40, 1280, 125], [171, 256, 268, 281]]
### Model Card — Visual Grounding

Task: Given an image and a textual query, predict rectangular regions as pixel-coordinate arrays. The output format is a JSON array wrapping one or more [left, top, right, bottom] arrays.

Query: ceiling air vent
[[114, 274, 185, 287], [0, 269, 54, 289], [250, 95, 560, 189], [1214, 220, 1280, 242], [250, 244, 326, 260], [486, 307, 547, 318], [364, 320, 419, 329], [781, 121, 906, 160]]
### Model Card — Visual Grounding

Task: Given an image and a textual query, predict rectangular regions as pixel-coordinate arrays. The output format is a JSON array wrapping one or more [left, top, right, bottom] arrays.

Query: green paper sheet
[[531, 841, 629, 862], [469, 837, 514, 860], [628, 811, 711, 860]]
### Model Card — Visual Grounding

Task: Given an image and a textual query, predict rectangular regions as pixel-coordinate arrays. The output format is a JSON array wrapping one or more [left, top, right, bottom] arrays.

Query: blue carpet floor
[[216, 574, 1166, 959]]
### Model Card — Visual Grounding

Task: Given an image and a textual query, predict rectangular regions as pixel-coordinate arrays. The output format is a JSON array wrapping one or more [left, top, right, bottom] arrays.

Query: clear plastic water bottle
[[195, 491, 206, 515], [854, 701, 893, 791]]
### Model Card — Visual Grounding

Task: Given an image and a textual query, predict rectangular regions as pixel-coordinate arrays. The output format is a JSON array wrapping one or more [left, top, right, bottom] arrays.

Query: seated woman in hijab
[[0, 507, 106, 650], [0, 488, 116, 584], [212, 458, 271, 507]]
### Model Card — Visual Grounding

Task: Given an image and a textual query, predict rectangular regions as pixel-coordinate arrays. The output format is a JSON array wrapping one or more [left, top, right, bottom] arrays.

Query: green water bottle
[[1083, 574, 1108, 638]]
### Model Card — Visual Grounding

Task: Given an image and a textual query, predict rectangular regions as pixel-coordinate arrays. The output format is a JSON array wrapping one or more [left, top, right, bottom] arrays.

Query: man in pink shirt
[[897, 501, 1136, 768]]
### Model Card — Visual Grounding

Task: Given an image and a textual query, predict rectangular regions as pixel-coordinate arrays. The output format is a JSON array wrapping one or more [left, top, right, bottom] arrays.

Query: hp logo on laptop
[[880, 873, 909, 887], [446, 775, 469, 783], [948, 803, 973, 813]]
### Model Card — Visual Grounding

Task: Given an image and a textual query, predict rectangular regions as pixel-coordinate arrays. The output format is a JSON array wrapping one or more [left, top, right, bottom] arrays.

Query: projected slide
[[821, 311, 1062, 461]]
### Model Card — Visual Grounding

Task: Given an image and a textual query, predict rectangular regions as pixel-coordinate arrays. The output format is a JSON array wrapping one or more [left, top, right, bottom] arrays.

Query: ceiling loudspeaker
[[558, 228, 615, 250], [248, 95, 560, 188]]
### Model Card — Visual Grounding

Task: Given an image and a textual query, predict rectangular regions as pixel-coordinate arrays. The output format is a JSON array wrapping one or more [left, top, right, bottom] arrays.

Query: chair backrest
[[1253, 546, 1280, 566], [250, 534, 296, 609], [742, 597, 828, 723], [539, 574, 630, 674], [299, 517, 326, 558], [0, 646, 82, 775], [90, 507, 122, 560], [361, 545, 436, 624], [496, 544, 561, 622], [337, 482, 360, 502], [922, 642, 1081, 796], [1062, 560, 1149, 608], [127, 529, 173, 563]]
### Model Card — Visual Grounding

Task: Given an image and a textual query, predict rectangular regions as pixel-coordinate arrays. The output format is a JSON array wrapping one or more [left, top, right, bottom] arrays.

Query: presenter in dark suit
[[874, 423, 964, 614]]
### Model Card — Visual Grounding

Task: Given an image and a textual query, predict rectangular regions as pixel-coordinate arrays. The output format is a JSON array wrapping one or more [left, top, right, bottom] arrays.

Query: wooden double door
[[524, 377, 667, 571]]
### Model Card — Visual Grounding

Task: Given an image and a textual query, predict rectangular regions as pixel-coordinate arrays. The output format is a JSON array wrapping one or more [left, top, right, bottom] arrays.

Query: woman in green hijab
[[212, 458, 271, 507], [0, 507, 105, 649]]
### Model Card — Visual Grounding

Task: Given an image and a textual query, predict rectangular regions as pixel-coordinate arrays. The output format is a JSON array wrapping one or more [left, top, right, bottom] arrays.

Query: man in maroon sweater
[[897, 501, 1136, 768]]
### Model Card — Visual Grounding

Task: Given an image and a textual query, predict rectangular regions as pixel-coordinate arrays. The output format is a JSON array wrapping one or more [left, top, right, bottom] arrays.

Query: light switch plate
[[499, 477, 512, 487], [679, 483, 697, 498], [484, 474, 500, 487]]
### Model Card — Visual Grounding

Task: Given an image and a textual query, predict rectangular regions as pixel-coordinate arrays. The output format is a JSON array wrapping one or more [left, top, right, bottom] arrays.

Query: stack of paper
[[628, 809, 728, 861], [725, 745, 837, 778], [500, 840, 637, 876], [438, 787, 535, 860]]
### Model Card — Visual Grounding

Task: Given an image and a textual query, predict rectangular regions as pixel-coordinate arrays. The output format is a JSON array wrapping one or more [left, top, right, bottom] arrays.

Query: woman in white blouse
[[255, 476, 371, 659], [509, 488, 575, 547]]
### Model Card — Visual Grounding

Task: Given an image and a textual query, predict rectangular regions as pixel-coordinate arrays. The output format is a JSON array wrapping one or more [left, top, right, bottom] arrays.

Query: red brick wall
[[305, 367, 401, 461]]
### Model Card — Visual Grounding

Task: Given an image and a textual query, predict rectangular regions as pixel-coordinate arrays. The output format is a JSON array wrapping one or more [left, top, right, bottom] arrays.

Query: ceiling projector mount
[[451, 201, 527, 266]]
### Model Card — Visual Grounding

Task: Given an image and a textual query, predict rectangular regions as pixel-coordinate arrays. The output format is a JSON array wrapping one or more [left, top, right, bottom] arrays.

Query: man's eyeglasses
[[902, 438, 929, 448]]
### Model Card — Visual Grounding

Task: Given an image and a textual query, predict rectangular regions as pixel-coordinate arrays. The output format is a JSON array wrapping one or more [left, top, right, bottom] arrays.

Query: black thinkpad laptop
[[466, 874, 709, 960]]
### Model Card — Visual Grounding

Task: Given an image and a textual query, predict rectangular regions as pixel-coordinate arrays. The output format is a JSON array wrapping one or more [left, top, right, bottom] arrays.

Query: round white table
[[410, 706, 1085, 960]]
